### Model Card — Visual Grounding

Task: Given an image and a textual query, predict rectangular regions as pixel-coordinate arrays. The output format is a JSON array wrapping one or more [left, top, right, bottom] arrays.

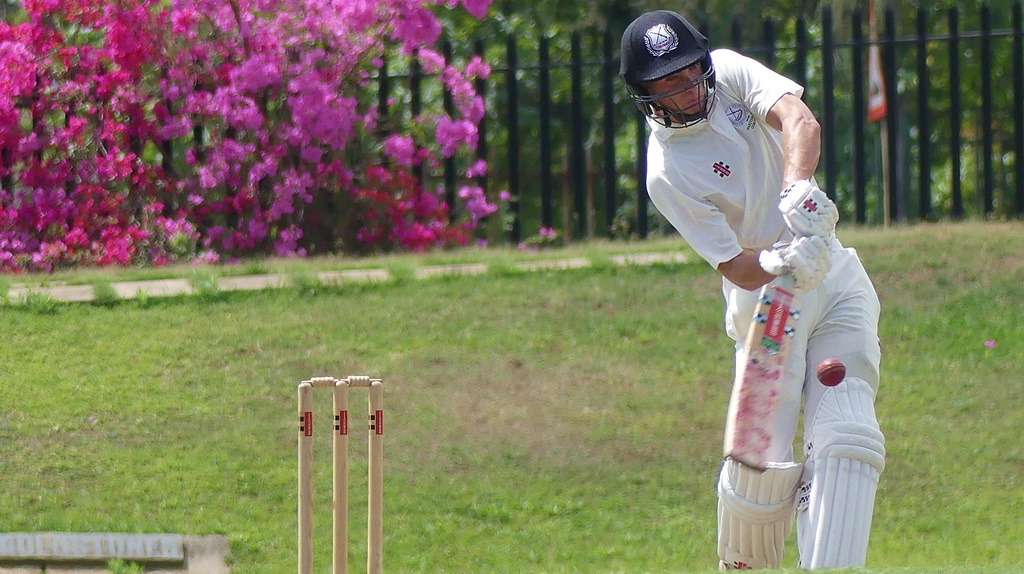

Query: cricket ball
[[816, 358, 846, 387]]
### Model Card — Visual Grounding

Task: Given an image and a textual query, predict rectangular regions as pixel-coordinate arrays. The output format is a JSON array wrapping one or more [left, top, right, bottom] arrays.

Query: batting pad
[[797, 377, 885, 569], [717, 458, 803, 569]]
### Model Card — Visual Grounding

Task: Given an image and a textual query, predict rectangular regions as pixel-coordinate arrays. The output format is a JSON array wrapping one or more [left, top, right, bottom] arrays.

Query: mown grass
[[0, 221, 1022, 574], [4, 237, 686, 289]]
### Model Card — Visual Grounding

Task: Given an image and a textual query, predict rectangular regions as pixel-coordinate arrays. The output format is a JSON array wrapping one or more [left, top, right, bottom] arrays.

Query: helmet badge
[[644, 24, 679, 57]]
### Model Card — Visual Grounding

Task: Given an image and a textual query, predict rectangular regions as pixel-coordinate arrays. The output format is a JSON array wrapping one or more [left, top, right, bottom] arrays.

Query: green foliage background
[[2, 1, 1020, 244], [436, 0, 1023, 240]]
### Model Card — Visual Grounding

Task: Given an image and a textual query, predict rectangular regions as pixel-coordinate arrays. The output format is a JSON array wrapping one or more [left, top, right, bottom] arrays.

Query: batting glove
[[758, 235, 831, 293], [779, 179, 839, 239]]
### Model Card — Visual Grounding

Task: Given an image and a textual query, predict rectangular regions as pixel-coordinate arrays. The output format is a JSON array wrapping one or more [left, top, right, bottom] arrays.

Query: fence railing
[[379, 3, 1024, 243]]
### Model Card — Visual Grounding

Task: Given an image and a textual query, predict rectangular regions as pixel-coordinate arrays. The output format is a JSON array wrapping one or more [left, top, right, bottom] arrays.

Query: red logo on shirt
[[713, 161, 731, 178]]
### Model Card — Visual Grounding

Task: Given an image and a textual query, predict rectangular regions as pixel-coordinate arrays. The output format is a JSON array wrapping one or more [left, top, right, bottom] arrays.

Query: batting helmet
[[620, 11, 716, 128]]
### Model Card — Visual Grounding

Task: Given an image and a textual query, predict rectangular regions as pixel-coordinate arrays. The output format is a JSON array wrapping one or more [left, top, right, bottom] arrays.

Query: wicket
[[298, 376, 383, 574]]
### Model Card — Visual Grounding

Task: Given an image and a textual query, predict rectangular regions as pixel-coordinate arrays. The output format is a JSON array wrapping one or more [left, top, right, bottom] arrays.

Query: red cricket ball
[[816, 358, 846, 387]]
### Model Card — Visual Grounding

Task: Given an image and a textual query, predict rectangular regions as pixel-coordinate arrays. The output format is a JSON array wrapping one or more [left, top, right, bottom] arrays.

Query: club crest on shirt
[[725, 103, 755, 130]]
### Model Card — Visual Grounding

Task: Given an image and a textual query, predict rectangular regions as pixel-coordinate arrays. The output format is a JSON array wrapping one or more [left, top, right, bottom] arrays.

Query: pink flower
[[984, 340, 997, 349], [267, 169, 313, 219], [461, 95, 485, 123], [418, 49, 446, 74], [383, 135, 418, 167], [300, 146, 323, 164], [413, 190, 442, 219], [0, 41, 38, 98], [0, 0, 493, 270], [274, 225, 306, 257], [460, 0, 492, 19], [211, 87, 265, 131], [198, 167, 220, 190], [158, 116, 194, 140], [458, 186, 496, 223], [465, 159, 487, 178], [434, 117, 477, 158], [395, 222, 437, 251], [465, 55, 491, 79], [232, 53, 282, 94], [391, 6, 442, 54], [220, 139, 255, 163], [198, 251, 220, 264], [287, 81, 357, 151]]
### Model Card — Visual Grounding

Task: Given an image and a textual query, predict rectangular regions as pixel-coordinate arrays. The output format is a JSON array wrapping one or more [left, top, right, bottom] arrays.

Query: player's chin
[[655, 105, 699, 120], [682, 101, 704, 115]]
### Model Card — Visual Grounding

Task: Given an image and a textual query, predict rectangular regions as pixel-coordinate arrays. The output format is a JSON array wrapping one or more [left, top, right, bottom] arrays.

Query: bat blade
[[723, 275, 799, 471]]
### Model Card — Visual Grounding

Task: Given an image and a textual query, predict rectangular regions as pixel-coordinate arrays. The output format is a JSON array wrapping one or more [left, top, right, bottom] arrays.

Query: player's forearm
[[779, 112, 820, 186], [767, 94, 821, 187], [717, 250, 776, 291]]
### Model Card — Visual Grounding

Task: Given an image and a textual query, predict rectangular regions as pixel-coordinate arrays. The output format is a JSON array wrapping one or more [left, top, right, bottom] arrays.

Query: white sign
[[0, 533, 184, 562]]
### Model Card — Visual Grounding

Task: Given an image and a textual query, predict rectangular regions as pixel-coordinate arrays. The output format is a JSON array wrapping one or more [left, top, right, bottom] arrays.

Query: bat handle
[[773, 273, 794, 292]]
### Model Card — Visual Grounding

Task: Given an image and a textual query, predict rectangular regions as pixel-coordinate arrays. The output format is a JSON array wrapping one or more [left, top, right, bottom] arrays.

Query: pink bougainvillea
[[0, 0, 496, 272]]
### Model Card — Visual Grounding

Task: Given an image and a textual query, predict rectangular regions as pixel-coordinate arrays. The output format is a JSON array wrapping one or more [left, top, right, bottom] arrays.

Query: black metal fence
[[379, 3, 1024, 243]]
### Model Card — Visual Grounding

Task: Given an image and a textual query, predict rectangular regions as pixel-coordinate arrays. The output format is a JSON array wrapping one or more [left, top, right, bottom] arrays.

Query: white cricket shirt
[[645, 48, 805, 268]]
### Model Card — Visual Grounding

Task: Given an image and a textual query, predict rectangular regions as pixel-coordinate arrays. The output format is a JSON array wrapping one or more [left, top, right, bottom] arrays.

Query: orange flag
[[867, 0, 887, 122]]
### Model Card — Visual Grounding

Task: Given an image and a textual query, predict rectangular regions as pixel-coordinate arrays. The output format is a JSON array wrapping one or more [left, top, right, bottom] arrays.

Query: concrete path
[[5, 252, 689, 304]]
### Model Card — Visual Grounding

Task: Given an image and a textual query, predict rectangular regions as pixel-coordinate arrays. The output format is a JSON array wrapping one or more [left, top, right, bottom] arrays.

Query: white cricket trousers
[[722, 241, 882, 463]]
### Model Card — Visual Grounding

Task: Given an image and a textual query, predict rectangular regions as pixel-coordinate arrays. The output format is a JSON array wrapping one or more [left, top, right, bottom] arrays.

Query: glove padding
[[758, 235, 831, 293], [779, 179, 838, 239]]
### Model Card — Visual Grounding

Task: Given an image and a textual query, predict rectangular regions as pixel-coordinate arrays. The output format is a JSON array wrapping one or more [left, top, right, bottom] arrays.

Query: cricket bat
[[722, 274, 800, 471]]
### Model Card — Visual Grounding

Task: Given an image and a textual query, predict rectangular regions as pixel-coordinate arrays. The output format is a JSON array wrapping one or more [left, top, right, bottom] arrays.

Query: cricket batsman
[[619, 10, 886, 570]]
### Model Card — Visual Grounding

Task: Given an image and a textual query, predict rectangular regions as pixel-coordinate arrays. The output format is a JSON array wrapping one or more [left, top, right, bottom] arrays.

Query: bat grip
[[773, 273, 794, 291]]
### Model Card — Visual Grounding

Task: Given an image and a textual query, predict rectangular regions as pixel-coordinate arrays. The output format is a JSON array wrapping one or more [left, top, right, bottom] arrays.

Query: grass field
[[1, 221, 1022, 573]]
